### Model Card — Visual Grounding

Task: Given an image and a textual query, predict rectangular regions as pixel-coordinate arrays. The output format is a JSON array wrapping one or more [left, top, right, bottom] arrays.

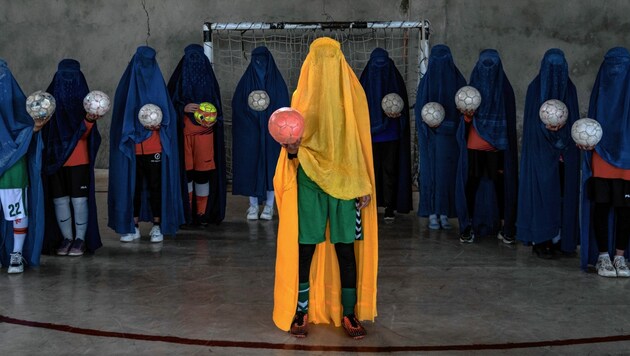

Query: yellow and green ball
[[194, 102, 218, 127]]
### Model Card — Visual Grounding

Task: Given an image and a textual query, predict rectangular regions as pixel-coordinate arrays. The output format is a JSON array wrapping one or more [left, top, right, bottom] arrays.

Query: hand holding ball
[[268, 107, 305, 145]]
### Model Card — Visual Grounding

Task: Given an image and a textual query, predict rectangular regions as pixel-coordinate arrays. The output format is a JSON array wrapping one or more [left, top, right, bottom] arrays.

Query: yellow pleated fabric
[[272, 37, 378, 331]]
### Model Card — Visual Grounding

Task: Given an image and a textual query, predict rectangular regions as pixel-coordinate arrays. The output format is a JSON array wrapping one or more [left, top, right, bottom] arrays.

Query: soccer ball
[[26, 90, 56, 120], [421, 102, 445, 127], [381, 93, 404, 116], [571, 118, 603, 147], [83, 90, 111, 116], [268, 107, 305, 144], [193, 102, 218, 127], [138, 104, 163, 128], [248, 90, 270, 111], [455, 86, 482, 114], [539, 99, 568, 127]]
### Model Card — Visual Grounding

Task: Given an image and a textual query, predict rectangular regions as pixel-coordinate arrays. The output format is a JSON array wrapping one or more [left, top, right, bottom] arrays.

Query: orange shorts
[[184, 133, 216, 171]]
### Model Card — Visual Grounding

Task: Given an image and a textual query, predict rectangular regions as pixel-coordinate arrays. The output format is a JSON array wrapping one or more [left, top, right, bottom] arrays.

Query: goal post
[[203, 20, 431, 181]]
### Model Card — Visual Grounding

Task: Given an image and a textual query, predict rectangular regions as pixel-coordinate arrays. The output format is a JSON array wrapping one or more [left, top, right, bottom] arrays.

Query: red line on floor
[[1, 314, 629, 352]]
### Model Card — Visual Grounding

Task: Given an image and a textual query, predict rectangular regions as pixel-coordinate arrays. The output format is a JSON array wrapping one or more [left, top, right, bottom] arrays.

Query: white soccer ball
[[571, 118, 603, 147], [26, 90, 56, 120], [138, 104, 163, 128], [455, 86, 481, 114], [421, 102, 445, 127], [539, 99, 568, 127], [248, 90, 270, 111], [83, 90, 111, 116], [381, 93, 404, 116]]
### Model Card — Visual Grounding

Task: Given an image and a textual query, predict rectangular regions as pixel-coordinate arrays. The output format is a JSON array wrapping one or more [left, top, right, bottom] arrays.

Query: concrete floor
[[2, 171, 630, 355]]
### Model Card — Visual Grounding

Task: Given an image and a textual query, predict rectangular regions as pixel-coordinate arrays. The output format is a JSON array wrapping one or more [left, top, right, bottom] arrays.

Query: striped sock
[[297, 282, 309, 313]]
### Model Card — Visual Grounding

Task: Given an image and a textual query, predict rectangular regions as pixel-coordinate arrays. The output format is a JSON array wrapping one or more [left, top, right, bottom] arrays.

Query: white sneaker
[[120, 227, 140, 242], [149, 225, 163, 243], [596, 255, 617, 278], [428, 215, 440, 230], [8, 252, 25, 274], [260, 205, 274, 220], [247, 205, 259, 220], [439, 215, 453, 230], [613, 255, 630, 278]]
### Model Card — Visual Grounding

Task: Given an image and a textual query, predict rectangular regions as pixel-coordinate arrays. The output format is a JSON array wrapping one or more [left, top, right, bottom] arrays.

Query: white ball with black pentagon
[[571, 118, 603, 147], [26, 90, 56, 120], [421, 102, 445, 127], [83, 90, 111, 116], [138, 103, 163, 128], [248, 90, 270, 111], [381, 93, 404, 115], [454, 86, 481, 113], [539, 99, 568, 127]]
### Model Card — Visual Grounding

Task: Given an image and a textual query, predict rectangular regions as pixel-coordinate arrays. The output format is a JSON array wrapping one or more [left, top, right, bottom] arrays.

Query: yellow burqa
[[272, 37, 378, 331]]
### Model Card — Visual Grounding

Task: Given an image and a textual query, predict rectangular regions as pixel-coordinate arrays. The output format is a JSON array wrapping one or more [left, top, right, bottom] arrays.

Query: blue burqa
[[168, 44, 227, 224], [580, 47, 630, 269], [42, 59, 102, 253], [0, 59, 45, 266], [231, 46, 289, 201], [359, 48, 412, 213], [518, 49, 580, 253], [415, 45, 466, 217], [455, 49, 518, 237], [108, 46, 184, 235]]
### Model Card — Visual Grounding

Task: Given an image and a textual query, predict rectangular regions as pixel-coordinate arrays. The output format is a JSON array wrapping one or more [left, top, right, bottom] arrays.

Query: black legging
[[133, 154, 162, 219], [593, 203, 630, 252], [299, 242, 357, 288]]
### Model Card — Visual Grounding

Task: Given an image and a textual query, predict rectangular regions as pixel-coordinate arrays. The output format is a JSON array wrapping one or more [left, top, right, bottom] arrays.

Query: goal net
[[204, 21, 431, 183]]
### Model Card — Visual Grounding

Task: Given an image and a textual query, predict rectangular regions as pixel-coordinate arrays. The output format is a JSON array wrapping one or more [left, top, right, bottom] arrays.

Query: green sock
[[341, 288, 357, 316], [297, 282, 310, 313]]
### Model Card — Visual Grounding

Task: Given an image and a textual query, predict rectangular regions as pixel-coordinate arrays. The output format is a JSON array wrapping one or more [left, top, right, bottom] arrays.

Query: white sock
[[552, 229, 561, 244], [599, 253, 609, 259], [71, 197, 88, 240], [195, 182, 210, 198], [265, 191, 275, 208], [13, 217, 28, 253], [249, 196, 258, 207], [429, 214, 437, 220], [53, 196, 73, 240]]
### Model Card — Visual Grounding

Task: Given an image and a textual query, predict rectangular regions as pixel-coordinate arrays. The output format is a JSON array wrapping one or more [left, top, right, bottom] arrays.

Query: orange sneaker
[[342, 314, 366, 339], [290, 311, 308, 338]]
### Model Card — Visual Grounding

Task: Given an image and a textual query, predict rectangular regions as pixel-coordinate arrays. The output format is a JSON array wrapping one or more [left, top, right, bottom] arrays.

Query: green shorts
[[297, 166, 357, 245], [0, 157, 28, 189]]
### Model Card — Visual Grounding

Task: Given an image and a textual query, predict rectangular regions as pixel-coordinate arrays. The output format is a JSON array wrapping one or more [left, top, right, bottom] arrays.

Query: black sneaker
[[498, 231, 516, 245], [460, 226, 474, 243], [384, 208, 395, 221]]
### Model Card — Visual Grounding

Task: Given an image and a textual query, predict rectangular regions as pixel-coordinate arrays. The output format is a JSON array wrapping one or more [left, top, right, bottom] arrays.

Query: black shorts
[[588, 177, 630, 207], [49, 164, 90, 199]]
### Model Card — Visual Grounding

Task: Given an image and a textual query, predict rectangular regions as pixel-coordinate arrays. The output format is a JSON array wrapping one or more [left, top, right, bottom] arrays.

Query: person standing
[[232, 47, 289, 221], [416, 45, 466, 230], [359, 48, 412, 221], [273, 37, 378, 339]]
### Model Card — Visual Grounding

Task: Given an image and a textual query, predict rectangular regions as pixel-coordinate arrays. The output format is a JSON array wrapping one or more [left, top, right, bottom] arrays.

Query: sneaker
[[247, 205, 259, 220], [384, 208, 395, 221], [56, 238, 73, 256], [596, 255, 617, 278], [342, 314, 367, 339], [260, 205, 274, 220], [428, 215, 440, 230], [498, 231, 516, 245], [120, 227, 140, 242], [149, 225, 163, 243], [460, 226, 474, 243], [8, 252, 25, 274], [289, 311, 308, 338], [68, 239, 85, 256], [439, 215, 452, 230], [613, 255, 630, 278]]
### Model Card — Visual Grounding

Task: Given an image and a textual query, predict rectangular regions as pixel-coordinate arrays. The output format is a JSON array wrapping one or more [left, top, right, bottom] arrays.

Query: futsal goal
[[203, 21, 431, 182]]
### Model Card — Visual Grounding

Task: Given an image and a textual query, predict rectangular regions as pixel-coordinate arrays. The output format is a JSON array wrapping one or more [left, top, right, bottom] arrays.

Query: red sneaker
[[290, 311, 308, 338], [342, 314, 367, 339]]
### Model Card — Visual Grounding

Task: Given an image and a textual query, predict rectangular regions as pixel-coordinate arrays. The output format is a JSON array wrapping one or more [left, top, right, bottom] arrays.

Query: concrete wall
[[1, 0, 629, 167]]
